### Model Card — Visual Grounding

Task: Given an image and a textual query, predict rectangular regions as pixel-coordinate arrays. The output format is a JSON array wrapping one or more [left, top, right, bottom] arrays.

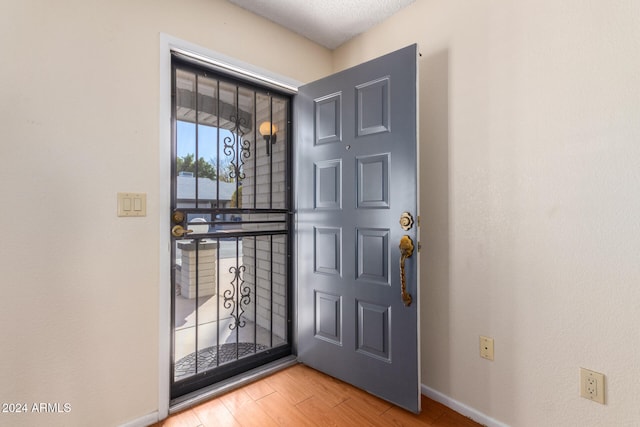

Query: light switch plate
[[118, 192, 147, 217]]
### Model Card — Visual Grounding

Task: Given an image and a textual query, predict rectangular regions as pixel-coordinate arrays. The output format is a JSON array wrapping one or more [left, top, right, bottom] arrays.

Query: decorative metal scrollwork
[[223, 264, 251, 330], [224, 114, 252, 180]]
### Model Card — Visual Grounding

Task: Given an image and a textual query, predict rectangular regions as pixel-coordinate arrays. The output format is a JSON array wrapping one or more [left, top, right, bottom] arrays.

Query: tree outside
[[176, 153, 241, 183], [176, 154, 216, 179]]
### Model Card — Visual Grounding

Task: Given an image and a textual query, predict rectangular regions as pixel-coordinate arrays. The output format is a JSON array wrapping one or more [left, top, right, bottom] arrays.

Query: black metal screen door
[[170, 57, 292, 399]]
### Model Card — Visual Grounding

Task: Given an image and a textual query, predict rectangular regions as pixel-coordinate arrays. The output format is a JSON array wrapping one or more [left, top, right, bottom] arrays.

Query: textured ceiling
[[227, 0, 415, 49]]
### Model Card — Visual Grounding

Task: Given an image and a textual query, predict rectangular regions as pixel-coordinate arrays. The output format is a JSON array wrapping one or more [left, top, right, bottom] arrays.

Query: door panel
[[357, 153, 390, 208], [296, 44, 420, 412], [315, 160, 342, 209], [356, 77, 390, 136], [356, 227, 390, 284]]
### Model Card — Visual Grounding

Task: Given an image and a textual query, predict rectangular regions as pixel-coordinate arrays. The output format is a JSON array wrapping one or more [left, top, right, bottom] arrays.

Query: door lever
[[171, 225, 193, 238], [399, 235, 414, 307]]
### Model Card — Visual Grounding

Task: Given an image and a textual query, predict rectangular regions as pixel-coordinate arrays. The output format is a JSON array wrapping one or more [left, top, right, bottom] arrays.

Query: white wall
[[335, 1, 640, 426], [0, 1, 330, 426], [4, 0, 640, 426]]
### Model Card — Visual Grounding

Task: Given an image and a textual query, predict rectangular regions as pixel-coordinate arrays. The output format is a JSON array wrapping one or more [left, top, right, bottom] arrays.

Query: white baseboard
[[421, 384, 510, 427], [118, 411, 158, 427]]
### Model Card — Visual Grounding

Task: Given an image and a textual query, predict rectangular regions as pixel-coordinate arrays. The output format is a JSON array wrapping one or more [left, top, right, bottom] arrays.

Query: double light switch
[[117, 192, 147, 217]]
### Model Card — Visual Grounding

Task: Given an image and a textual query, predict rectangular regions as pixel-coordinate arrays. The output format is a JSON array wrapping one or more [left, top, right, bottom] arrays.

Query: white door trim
[[158, 33, 301, 420]]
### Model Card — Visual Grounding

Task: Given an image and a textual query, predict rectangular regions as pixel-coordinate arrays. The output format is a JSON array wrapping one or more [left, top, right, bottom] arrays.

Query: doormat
[[174, 342, 269, 379]]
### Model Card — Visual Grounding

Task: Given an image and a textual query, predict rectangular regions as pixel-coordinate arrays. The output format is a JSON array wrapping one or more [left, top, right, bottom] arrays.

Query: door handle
[[399, 235, 414, 307], [171, 225, 193, 238]]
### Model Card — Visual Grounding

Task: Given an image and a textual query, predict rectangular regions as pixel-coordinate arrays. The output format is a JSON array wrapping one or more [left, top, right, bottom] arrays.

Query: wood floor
[[153, 364, 483, 427]]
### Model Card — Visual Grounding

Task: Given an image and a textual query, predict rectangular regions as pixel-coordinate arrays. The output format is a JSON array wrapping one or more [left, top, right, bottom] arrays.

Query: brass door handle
[[399, 235, 414, 307], [171, 225, 193, 238]]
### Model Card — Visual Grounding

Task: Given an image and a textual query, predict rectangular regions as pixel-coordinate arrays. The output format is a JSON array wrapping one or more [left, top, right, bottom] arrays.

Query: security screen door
[[170, 57, 292, 399], [296, 44, 420, 412]]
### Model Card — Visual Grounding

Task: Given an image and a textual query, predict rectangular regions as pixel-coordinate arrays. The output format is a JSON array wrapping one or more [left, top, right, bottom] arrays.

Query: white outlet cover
[[580, 367, 605, 404]]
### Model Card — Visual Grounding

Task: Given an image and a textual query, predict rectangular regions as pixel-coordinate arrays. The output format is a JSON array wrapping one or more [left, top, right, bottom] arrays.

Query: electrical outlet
[[580, 368, 605, 404], [479, 336, 494, 361]]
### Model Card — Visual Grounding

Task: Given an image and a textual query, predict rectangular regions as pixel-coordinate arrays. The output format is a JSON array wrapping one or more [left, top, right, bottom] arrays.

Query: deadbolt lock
[[399, 212, 414, 231], [171, 210, 185, 224]]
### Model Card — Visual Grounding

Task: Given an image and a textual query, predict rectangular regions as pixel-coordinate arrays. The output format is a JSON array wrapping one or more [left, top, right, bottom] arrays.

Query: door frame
[[159, 33, 302, 418]]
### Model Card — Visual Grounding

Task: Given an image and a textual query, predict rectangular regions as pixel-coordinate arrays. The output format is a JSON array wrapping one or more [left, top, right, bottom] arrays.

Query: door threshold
[[169, 355, 298, 413]]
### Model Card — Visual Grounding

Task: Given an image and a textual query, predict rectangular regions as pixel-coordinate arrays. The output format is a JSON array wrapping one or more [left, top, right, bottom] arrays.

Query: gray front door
[[296, 44, 420, 412]]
